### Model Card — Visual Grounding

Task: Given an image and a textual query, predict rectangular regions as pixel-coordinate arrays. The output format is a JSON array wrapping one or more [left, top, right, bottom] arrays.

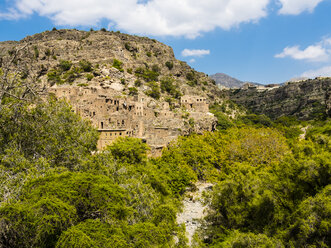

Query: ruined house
[[180, 95, 209, 112], [49, 85, 216, 152]]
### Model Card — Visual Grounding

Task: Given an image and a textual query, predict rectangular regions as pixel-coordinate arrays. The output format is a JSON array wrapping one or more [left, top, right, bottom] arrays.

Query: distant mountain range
[[209, 73, 262, 89], [210, 73, 314, 89], [209, 73, 244, 88]]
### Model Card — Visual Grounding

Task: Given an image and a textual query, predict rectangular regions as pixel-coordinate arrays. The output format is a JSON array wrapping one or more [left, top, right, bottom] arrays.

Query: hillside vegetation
[[0, 89, 329, 247]]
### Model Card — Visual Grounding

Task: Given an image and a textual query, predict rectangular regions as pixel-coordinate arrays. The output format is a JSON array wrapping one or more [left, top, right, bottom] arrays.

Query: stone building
[[180, 95, 209, 112], [49, 85, 216, 151]]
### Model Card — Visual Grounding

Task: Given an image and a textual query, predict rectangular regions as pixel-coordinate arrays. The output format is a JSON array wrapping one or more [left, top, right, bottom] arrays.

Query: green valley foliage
[[0, 95, 330, 247]]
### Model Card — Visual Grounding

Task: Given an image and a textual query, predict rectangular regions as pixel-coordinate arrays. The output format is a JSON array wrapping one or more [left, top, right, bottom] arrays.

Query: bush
[[125, 42, 131, 51], [152, 64, 160, 73], [145, 82, 161, 99], [45, 48, 52, 57], [79, 60, 92, 72], [239, 114, 273, 127], [213, 231, 284, 248], [59, 60, 72, 71], [135, 67, 159, 82], [47, 69, 63, 85], [128, 87, 138, 96], [187, 80, 198, 87], [112, 59, 124, 72], [63, 70, 78, 84], [186, 71, 195, 81], [107, 137, 150, 164], [160, 77, 181, 98], [33, 46, 39, 59], [165, 61, 173, 70], [85, 73, 93, 81], [134, 79, 142, 87]]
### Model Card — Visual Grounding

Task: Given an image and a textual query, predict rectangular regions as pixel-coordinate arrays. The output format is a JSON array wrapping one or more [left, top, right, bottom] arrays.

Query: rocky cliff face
[[229, 78, 331, 120], [0, 29, 220, 152]]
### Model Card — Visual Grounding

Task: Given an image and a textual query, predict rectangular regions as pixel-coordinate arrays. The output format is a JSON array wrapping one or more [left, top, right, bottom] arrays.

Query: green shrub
[[187, 80, 198, 87], [186, 71, 195, 81], [63, 70, 77, 84], [107, 137, 150, 164], [209, 104, 233, 130], [152, 64, 160, 73], [77, 83, 89, 87], [59, 60, 72, 71], [47, 69, 63, 85], [145, 81, 161, 99], [238, 114, 273, 127], [160, 77, 181, 99], [85, 73, 93, 81], [165, 61, 173, 70], [79, 60, 92, 72], [135, 67, 159, 82], [125, 42, 131, 51], [45, 48, 51, 57], [128, 87, 138, 96], [33, 46, 39, 59], [112, 59, 124, 72], [188, 118, 195, 127], [134, 79, 142, 87]]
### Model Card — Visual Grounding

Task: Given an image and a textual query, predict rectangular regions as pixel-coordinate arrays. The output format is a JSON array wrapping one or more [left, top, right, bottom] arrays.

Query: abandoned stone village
[[49, 85, 216, 153], [0, 29, 221, 153]]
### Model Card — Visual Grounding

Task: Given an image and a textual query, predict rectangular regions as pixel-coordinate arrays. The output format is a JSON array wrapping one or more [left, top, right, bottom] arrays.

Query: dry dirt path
[[177, 182, 213, 246]]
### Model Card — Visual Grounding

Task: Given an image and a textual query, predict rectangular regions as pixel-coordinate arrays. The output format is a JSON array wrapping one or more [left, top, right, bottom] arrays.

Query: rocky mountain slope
[[210, 73, 245, 89], [229, 78, 331, 120], [0, 29, 222, 152]]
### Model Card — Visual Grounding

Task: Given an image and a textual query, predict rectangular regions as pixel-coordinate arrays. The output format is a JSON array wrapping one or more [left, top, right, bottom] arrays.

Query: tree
[[0, 44, 46, 106], [213, 231, 284, 248], [107, 137, 150, 164], [0, 172, 130, 248], [0, 97, 98, 204], [284, 185, 331, 248]]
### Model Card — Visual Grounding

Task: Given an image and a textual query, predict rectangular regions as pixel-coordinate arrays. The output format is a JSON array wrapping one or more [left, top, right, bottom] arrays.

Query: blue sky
[[1, 0, 331, 84]]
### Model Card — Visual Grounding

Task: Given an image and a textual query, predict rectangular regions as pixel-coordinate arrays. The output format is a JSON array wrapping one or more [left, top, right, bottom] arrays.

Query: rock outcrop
[[229, 78, 330, 120]]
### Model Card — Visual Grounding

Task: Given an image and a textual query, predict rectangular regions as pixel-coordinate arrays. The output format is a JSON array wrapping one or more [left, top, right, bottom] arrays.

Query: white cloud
[[189, 59, 196, 63], [277, 38, 331, 79], [301, 65, 331, 78], [275, 45, 328, 62], [278, 0, 325, 15], [0, 0, 270, 38], [181, 49, 210, 57]]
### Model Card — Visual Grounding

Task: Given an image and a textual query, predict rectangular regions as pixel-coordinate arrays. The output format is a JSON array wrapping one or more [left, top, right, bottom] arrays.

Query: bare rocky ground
[[299, 126, 309, 140], [177, 182, 213, 246]]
